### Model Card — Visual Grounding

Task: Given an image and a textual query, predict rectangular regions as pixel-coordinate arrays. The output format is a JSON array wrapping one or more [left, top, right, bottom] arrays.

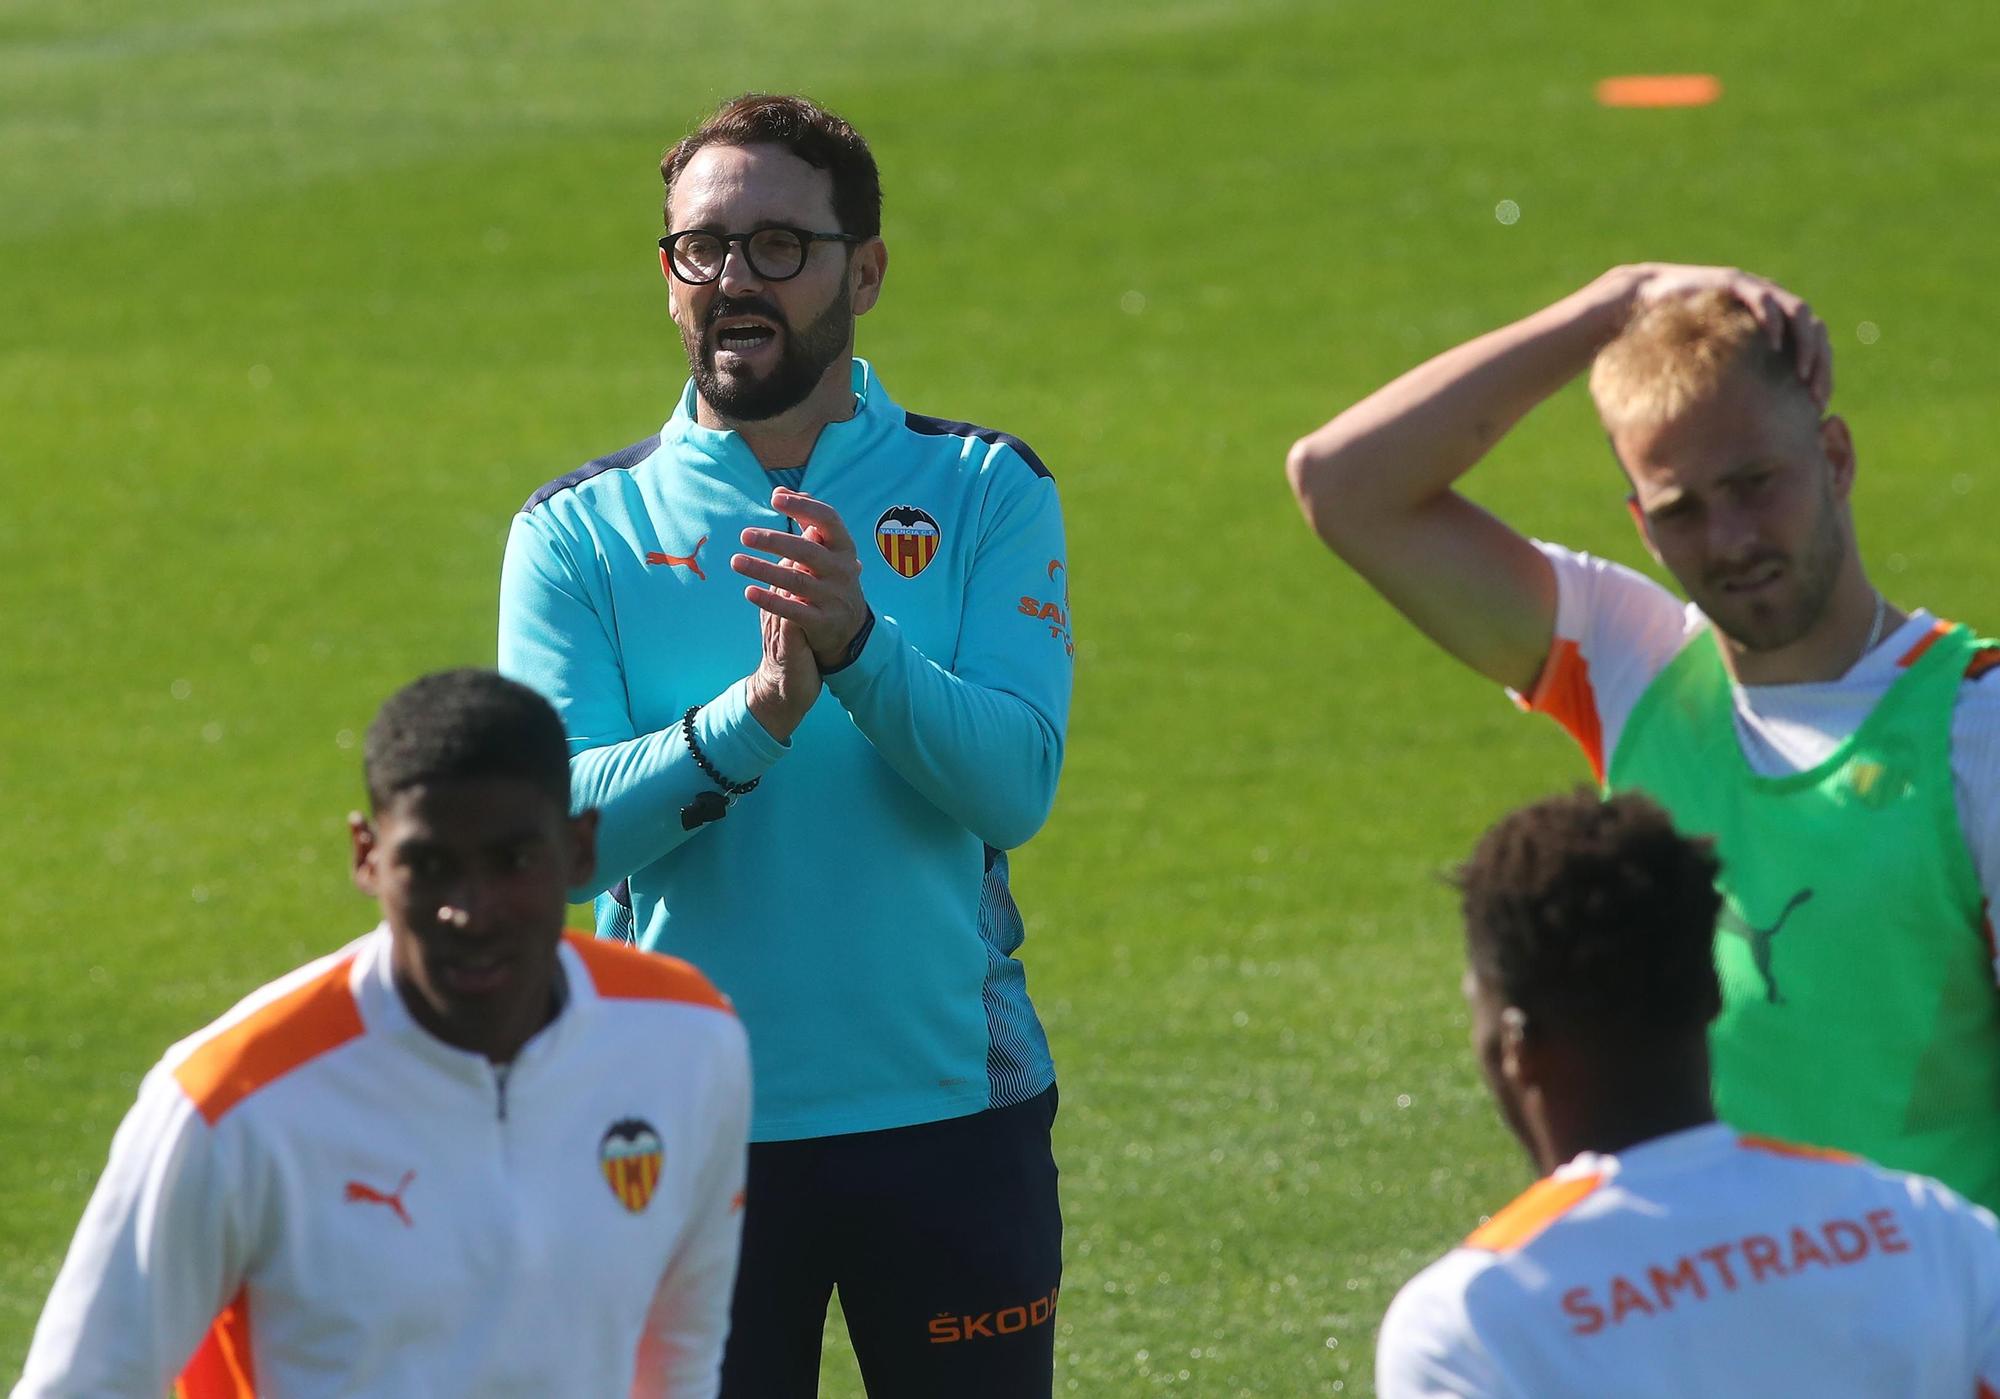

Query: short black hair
[[363, 669, 570, 814], [662, 92, 882, 240], [1457, 790, 1723, 1038]]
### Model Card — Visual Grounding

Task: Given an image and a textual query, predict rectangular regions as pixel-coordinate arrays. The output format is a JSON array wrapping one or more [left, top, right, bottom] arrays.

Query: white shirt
[[1377, 1123, 2000, 1397], [13, 929, 749, 1399], [1518, 542, 2000, 977]]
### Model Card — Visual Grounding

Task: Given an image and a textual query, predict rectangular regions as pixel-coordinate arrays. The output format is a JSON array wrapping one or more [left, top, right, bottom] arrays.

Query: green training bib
[[1610, 623, 2000, 1210]]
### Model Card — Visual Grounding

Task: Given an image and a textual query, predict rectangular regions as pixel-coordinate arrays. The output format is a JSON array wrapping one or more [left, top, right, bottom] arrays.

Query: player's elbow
[[1285, 434, 1365, 557], [980, 808, 1051, 853], [974, 731, 1064, 850], [982, 792, 1056, 851], [1283, 435, 1321, 504]]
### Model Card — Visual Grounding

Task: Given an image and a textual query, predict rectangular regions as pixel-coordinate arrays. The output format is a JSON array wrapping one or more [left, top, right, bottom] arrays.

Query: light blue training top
[[499, 360, 1071, 1141]]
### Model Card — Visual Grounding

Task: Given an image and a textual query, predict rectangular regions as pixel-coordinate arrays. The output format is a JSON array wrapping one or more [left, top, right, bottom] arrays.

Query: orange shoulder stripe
[[567, 934, 733, 1014], [1966, 646, 2000, 683], [174, 956, 364, 1126], [1518, 639, 1607, 784], [1896, 618, 1953, 668], [174, 1288, 255, 1398], [1463, 1172, 1604, 1253], [1736, 1133, 1860, 1164]]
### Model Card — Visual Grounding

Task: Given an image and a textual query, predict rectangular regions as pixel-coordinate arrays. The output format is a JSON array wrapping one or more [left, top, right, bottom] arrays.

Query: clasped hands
[[735, 487, 870, 742]]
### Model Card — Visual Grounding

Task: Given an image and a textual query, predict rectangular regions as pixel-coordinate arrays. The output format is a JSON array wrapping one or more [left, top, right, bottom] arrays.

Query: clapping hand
[[733, 488, 872, 670]]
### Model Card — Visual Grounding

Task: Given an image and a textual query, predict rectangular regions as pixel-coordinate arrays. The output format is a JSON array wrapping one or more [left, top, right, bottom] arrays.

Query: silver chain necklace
[[1861, 590, 1888, 657]]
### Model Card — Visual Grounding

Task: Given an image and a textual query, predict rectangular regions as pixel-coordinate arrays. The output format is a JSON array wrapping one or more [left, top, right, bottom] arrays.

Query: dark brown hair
[[661, 93, 882, 240], [1458, 790, 1723, 1036], [364, 669, 570, 814]]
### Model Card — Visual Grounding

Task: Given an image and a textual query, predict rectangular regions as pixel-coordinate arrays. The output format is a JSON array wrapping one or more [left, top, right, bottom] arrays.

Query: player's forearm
[[568, 681, 788, 896], [825, 614, 1065, 850], [1285, 269, 1642, 553], [502, 523, 793, 892], [633, 1048, 748, 1399], [16, 1083, 239, 1398]]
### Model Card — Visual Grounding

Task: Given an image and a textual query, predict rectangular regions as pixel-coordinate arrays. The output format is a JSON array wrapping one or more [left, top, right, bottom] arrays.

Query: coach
[[499, 93, 1071, 1397]]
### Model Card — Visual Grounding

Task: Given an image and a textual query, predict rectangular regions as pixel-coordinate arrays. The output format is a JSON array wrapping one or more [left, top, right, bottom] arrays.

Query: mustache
[[1706, 554, 1786, 587], [704, 295, 789, 334]]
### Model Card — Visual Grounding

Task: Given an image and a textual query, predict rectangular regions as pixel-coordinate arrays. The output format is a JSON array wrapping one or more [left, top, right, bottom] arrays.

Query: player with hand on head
[[498, 93, 1071, 1397], [12, 670, 749, 1399], [1287, 264, 2000, 1208], [1376, 790, 2000, 1397]]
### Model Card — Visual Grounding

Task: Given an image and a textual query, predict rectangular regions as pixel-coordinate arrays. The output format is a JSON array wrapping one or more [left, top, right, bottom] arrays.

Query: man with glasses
[[499, 93, 1072, 1397]]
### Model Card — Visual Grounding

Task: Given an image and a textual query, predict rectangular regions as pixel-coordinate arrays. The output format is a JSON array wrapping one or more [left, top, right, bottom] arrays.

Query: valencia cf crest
[[875, 506, 941, 578], [600, 1119, 664, 1214]]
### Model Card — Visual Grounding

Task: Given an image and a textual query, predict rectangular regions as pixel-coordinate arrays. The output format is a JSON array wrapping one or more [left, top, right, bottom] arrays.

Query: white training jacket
[[13, 927, 749, 1398], [1377, 1123, 2000, 1398]]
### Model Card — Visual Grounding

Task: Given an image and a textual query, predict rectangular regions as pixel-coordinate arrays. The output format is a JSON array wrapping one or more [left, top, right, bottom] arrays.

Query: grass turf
[[5, 1, 1996, 1391]]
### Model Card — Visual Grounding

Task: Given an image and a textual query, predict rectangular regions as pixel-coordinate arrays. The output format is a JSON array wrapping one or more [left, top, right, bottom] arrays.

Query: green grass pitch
[[5, 1, 1996, 1392]]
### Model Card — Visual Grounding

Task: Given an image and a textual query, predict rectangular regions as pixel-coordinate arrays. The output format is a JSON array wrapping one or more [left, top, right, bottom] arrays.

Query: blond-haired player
[[1287, 265, 2000, 1209], [1377, 790, 2000, 1397]]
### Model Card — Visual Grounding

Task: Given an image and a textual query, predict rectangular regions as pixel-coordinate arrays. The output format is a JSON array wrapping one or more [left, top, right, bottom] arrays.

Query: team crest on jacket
[[600, 1119, 664, 1214], [875, 506, 941, 578]]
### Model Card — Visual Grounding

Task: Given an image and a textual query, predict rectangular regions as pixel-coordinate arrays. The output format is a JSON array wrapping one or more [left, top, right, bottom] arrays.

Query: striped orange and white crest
[[875, 505, 941, 579], [599, 1118, 664, 1214]]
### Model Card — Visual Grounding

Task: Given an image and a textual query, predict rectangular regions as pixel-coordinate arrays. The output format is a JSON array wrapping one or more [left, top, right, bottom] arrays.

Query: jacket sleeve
[[499, 509, 788, 897], [14, 1068, 249, 1397], [1375, 1259, 1509, 1398], [630, 1018, 752, 1399], [823, 460, 1072, 850]]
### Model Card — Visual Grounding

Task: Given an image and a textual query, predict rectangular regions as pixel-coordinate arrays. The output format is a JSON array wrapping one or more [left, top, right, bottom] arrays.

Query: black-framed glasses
[[659, 226, 864, 284]]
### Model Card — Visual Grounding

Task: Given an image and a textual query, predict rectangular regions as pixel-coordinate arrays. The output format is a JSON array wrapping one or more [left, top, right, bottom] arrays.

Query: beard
[[683, 282, 853, 423], [1698, 478, 1847, 654]]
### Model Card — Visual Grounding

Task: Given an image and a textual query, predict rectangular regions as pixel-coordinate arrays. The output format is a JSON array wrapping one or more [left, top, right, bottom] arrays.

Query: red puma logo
[[344, 1170, 416, 1228], [645, 536, 707, 579]]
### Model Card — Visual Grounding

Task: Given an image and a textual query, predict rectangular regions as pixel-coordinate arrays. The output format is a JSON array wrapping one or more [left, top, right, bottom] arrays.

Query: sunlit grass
[[7, 1, 1997, 1391]]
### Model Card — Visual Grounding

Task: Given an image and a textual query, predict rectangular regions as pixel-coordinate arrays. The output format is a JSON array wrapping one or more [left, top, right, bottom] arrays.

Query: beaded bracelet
[[679, 706, 759, 830]]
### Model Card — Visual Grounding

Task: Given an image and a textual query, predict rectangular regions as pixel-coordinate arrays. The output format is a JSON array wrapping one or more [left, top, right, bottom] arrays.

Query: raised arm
[[1285, 270, 1643, 693], [1284, 263, 1828, 694], [631, 1018, 751, 1399]]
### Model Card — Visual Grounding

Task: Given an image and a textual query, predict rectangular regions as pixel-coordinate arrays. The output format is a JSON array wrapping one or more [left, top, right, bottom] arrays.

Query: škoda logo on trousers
[[928, 1284, 1059, 1343]]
